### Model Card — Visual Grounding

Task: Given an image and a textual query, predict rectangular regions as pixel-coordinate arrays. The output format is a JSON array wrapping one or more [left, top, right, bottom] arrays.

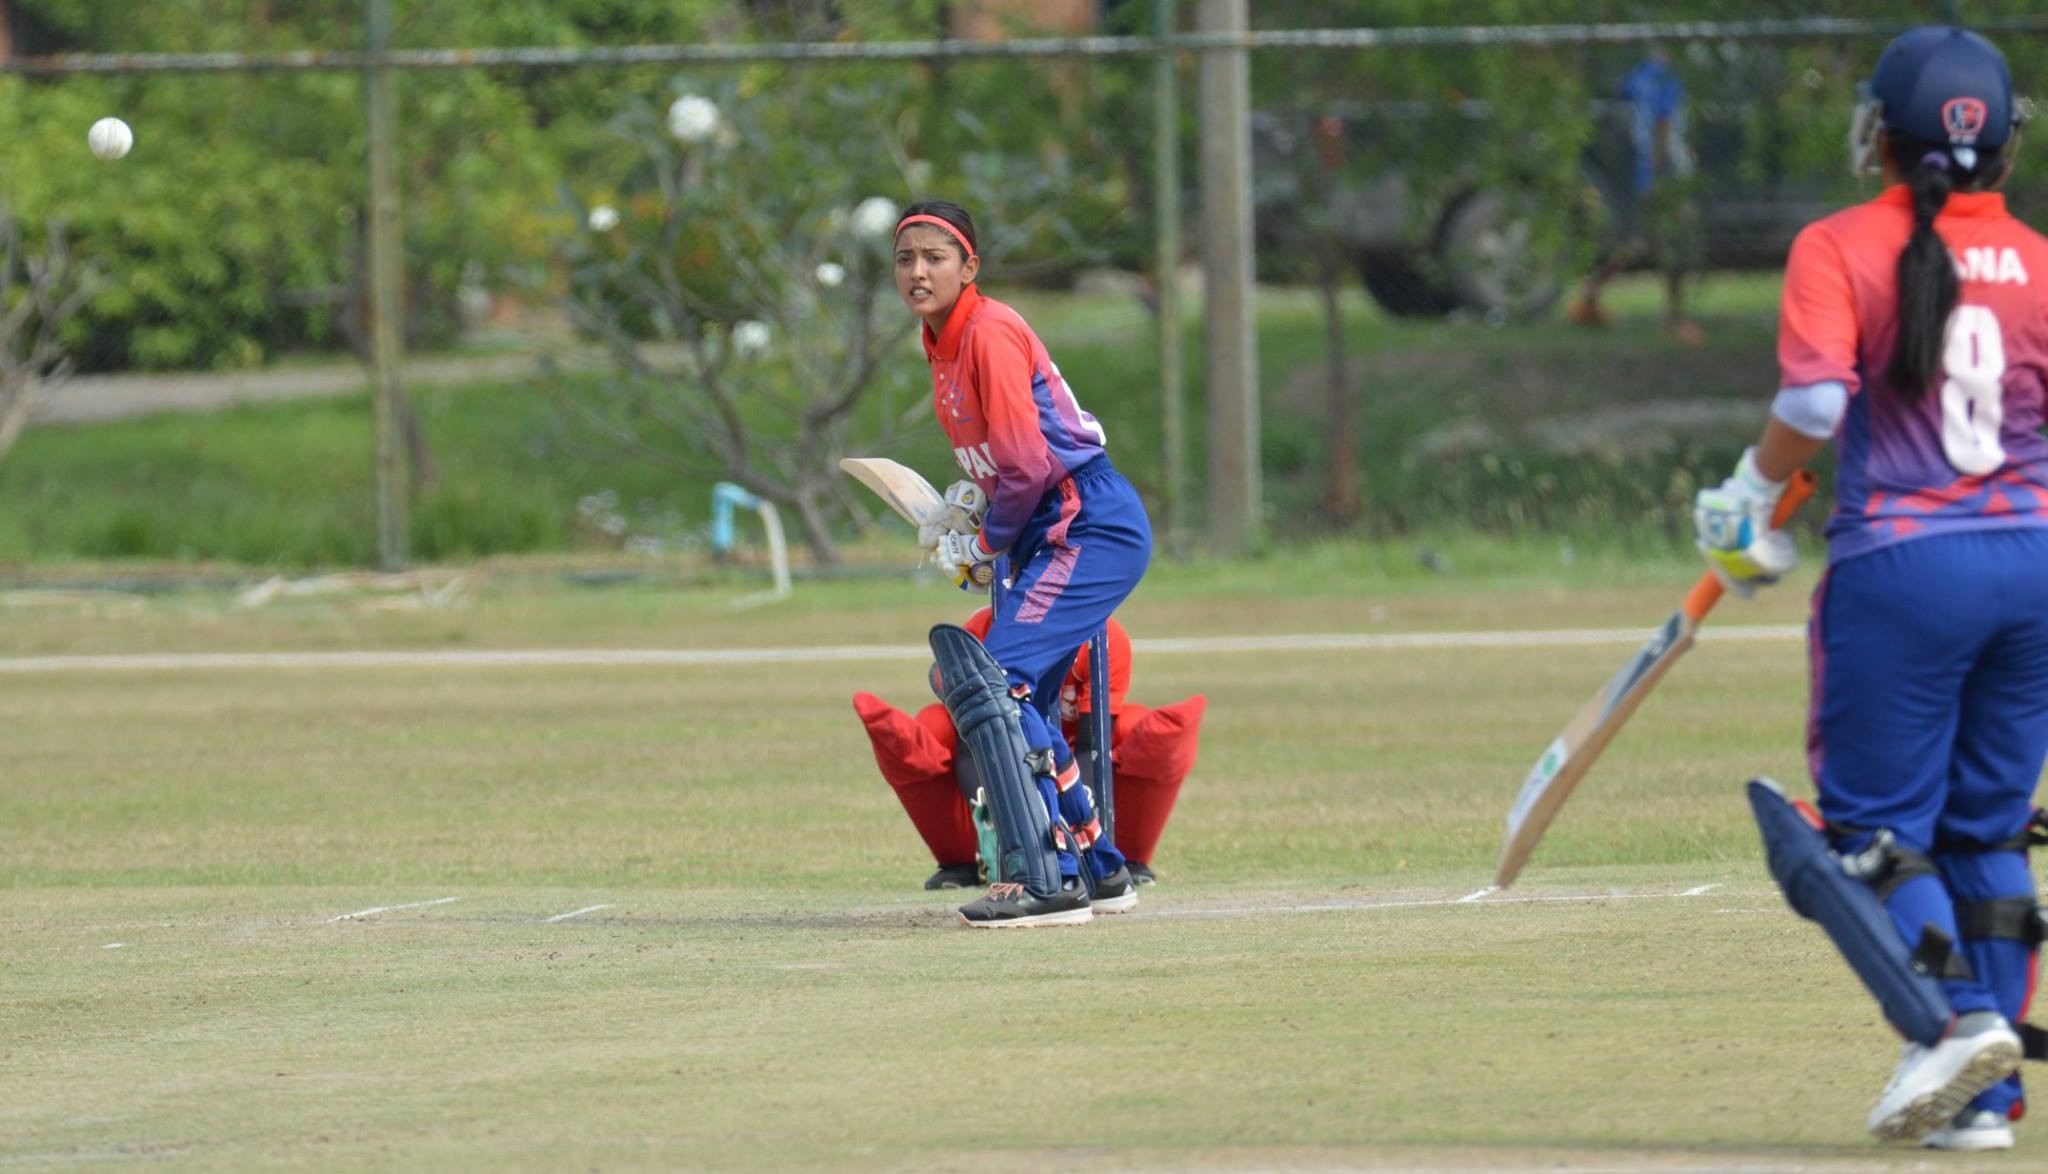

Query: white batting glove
[[932, 530, 998, 592], [1694, 448, 1797, 597], [917, 480, 987, 552]]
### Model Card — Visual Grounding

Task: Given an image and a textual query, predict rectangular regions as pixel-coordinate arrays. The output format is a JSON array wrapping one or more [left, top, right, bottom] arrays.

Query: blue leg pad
[[1750, 779, 1955, 1047], [930, 625, 1062, 897]]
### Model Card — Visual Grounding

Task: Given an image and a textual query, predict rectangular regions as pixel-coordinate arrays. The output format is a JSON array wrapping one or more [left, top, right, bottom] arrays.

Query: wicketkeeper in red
[[854, 607, 1205, 891]]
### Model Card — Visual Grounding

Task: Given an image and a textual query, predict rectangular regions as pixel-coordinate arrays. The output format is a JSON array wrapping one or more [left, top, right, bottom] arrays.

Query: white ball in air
[[88, 117, 133, 160]]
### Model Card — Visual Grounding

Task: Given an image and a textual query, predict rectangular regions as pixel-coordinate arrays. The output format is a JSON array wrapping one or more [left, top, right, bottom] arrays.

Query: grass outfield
[[3, 567, 2041, 1168]]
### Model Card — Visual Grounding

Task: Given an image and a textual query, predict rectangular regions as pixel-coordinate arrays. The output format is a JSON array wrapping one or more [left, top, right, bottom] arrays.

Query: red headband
[[893, 214, 976, 260]]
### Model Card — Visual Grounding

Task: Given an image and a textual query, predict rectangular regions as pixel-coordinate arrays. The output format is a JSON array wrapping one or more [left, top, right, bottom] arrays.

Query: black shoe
[[956, 879, 1093, 927], [1127, 861, 1158, 886], [1090, 866, 1140, 913], [924, 862, 981, 891]]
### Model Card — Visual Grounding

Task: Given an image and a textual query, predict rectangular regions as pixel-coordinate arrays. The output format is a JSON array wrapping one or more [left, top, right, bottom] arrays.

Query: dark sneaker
[[956, 880, 1093, 928], [924, 861, 981, 891], [1127, 861, 1158, 885], [1090, 866, 1140, 914]]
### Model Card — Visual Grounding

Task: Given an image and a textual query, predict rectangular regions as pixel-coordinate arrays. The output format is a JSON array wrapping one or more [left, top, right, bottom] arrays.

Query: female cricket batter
[[895, 199, 1153, 927], [1695, 27, 2048, 1149]]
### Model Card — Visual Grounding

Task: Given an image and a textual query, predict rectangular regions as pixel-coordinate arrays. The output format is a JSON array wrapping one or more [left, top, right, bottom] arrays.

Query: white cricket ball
[[667, 95, 720, 144], [587, 204, 620, 232], [88, 117, 133, 160]]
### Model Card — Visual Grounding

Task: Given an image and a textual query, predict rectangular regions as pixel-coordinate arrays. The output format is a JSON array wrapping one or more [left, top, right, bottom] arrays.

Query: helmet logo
[[1943, 97, 1989, 143]]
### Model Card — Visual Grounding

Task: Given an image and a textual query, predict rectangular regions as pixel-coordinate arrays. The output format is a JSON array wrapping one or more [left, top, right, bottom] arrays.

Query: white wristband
[[1734, 447, 1786, 496]]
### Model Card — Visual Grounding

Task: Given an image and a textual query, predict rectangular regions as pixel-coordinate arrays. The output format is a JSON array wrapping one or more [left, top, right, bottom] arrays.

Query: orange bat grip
[[1681, 468, 1819, 622]]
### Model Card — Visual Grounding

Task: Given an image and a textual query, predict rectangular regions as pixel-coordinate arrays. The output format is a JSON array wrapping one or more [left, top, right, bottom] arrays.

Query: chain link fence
[[4, 3, 2047, 568]]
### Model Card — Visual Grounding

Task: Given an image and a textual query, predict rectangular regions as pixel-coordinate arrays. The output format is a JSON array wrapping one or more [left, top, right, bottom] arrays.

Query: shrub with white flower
[[668, 95, 720, 143], [731, 320, 771, 355], [558, 77, 1074, 567], [850, 196, 898, 239]]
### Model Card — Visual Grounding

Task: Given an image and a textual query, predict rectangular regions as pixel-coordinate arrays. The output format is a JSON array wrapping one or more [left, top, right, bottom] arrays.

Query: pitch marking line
[[1139, 884, 1726, 920], [328, 896, 460, 923], [543, 904, 612, 922], [0, 624, 1806, 674], [1456, 886, 1499, 903]]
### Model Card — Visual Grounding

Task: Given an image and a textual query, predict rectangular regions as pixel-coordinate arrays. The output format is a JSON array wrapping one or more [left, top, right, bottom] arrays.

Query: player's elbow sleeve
[[1770, 381, 1847, 440]]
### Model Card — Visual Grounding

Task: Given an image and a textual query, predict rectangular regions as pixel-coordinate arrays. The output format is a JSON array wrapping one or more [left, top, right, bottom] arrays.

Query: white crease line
[[328, 896, 460, 923], [1456, 886, 1499, 903], [0, 625, 1807, 674], [543, 904, 612, 923], [1680, 883, 1723, 896], [1138, 886, 1721, 920], [102, 943, 125, 949]]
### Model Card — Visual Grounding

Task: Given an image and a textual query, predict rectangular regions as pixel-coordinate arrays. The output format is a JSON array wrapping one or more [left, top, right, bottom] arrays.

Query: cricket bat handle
[[1681, 469, 1819, 622]]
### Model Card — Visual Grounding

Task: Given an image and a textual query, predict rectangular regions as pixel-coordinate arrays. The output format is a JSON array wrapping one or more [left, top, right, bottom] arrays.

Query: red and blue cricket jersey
[[919, 283, 1109, 556], [1779, 185, 2048, 562]]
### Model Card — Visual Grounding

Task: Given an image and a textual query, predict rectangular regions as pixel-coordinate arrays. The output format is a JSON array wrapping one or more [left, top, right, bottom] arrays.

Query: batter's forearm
[[1753, 415, 1828, 484]]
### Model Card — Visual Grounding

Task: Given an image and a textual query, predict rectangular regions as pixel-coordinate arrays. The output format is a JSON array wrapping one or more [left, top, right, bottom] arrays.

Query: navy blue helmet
[[1850, 26, 2015, 176]]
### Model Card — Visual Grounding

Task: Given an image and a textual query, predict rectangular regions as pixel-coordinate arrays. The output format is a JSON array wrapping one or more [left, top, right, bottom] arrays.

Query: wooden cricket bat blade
[[1493, 613, 1697, 888], [839, 457, 941, 529], [1493, 469, 1816, 889]]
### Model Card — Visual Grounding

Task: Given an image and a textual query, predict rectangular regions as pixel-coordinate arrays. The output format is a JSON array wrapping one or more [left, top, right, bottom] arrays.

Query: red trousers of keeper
[[852, 608, 1205, 873]]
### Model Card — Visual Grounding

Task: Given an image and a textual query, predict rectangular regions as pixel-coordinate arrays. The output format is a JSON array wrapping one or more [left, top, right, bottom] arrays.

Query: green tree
[[556, 74, 1081, 562], [0, 208, 98, 463]]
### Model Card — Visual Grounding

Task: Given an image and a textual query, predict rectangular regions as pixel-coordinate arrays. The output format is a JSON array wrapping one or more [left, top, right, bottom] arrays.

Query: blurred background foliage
[[3, 1, 2047, 566]]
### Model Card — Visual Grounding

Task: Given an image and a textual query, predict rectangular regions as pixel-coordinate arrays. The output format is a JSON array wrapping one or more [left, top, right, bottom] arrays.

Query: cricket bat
[[840, 457, 941, 529], [1494, 468, 1817, 889]]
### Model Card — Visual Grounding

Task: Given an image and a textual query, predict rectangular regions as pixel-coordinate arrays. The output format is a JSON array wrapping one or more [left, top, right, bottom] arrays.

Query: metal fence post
[[365, 0, 407, 569]]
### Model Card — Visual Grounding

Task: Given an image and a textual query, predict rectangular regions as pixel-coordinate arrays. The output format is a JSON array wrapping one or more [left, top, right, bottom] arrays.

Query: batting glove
[[932, 529, 998, 592], [918, 480, 987, 552], [1694, 447, 1797, 597]]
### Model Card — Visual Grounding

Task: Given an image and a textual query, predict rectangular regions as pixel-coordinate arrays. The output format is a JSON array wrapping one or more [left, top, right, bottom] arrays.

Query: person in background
[[1569, 46, 1705, 345]]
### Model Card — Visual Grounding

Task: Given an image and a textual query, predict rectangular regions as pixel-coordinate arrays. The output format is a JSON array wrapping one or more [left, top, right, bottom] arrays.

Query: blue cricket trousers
[[1812, 527, 2048, 1116], [982, 455, 1152, 879]]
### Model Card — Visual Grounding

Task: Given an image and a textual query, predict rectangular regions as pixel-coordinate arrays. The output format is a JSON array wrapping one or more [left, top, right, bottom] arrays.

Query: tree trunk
[[396, 389, 438, 491], [0, 377, 34, 464], [1317, 253, 1360, 525], [788, 482, 840, 566]]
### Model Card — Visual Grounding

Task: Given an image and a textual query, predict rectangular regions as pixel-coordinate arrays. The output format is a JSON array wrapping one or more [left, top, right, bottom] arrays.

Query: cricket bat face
[[1494, 611, 1697, 888], [1493, 468, 1816, 889], [840, 457, 941, 528]]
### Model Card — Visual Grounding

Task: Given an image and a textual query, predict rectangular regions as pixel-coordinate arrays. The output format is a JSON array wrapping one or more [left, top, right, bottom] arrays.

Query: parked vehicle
[[1254, 96, 1837, 321]]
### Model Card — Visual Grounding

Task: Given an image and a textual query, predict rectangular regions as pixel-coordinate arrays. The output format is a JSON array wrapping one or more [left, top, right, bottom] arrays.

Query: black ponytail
[[1881, 130, 2011, 398], [1884, 148, 1957, 398]]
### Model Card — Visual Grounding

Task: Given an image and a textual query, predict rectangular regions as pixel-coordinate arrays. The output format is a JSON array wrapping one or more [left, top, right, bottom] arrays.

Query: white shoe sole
[[1090, 891, 1139, 914], [1868, 1033, 2023, 1142], [956, 906, 1094, 928], [1922, 1126, 2015, 1151]]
